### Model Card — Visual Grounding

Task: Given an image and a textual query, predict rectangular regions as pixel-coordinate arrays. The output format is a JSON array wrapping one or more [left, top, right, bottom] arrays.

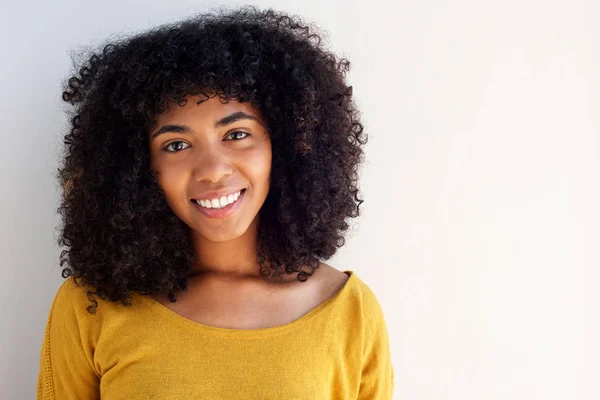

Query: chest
[[97, 323, 362, 400], [152, 279, 323, 329]]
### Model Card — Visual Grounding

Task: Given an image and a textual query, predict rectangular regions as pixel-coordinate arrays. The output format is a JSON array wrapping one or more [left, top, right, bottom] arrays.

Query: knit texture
[[37, 270, 394, 399]]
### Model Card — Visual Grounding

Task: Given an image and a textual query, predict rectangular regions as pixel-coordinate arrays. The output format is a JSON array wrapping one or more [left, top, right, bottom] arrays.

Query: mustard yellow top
[[37, 270, 394, 399]]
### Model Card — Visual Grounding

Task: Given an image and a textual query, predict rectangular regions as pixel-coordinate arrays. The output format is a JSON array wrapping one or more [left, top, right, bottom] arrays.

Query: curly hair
[[56, 5, 367, 313]]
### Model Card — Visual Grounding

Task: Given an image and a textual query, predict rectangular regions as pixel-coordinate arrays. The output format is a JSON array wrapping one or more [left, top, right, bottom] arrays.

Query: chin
[[189, 216, 256, 243]]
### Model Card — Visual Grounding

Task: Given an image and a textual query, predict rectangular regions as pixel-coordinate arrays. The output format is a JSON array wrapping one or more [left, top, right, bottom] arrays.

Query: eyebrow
[[151, 111, 260, 139]]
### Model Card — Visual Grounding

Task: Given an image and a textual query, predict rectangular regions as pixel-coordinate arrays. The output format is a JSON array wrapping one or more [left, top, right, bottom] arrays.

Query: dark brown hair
[[57, 5, 367, 313]]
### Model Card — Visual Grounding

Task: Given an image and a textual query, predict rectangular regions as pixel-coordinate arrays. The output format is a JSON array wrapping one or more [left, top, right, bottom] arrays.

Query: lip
[[191, 189, 246, 219]]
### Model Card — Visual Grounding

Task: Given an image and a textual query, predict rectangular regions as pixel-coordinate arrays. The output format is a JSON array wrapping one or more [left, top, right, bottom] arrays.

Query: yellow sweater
[[37, 270, 394, 399]]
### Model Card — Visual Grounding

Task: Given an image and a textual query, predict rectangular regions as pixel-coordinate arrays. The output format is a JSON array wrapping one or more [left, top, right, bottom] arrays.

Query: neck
[[188, 215, 263, 281]]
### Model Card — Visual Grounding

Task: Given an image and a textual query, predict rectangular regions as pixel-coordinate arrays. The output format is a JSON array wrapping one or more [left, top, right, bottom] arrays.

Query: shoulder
[[314, 263, 384, 318], [51, 276, 93, 311], [44, 278, 95, 332], [42, 277, 102, 352], [315, 262, 351, 299], [316, 265, 390, 337], [344, 270, 388, 327], [45, 276, 143, 342], [48, 276, 121, 321]]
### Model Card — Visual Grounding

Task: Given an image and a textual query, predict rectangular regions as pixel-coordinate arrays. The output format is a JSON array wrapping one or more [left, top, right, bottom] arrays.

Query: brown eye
[[162, 141, 190, 153], [226, 131, 250, 140], [161, 132, 249, 153]]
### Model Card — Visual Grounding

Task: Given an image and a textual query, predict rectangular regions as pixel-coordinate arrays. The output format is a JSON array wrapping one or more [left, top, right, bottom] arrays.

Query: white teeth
[[196, 190, 242, 209], [219, 196, 228, 208]]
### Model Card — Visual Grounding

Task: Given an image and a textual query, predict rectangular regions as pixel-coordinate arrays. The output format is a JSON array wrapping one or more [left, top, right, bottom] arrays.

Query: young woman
[[37, 6, 394, 399]]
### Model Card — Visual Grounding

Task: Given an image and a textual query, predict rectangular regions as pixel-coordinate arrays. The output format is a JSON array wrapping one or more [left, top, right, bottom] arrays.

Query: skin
[[147, 93, 349, 329], [149, 93, 271, 282]]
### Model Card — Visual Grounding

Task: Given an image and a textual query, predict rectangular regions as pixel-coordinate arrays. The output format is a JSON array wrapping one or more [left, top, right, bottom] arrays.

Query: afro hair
[[57, 5, 367, 313]]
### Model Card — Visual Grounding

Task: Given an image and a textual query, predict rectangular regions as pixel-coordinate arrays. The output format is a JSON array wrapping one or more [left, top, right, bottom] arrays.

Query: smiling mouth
[[192, 189, 245, 209], [190, 189, 247, 219]]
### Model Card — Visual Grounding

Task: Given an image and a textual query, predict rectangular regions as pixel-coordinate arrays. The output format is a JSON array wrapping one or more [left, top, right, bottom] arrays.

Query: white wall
[[1, 1, 598, 398]]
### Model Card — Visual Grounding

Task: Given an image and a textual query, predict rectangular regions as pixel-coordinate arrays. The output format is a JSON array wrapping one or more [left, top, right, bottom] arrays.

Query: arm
[[358, 285, 395, 399], [37, 279, 101, 400]]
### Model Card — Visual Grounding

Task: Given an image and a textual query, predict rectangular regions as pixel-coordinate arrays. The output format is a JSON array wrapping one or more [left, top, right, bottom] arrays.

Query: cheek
[[155, 163, 187, 199], [246, 148, 272, 185]]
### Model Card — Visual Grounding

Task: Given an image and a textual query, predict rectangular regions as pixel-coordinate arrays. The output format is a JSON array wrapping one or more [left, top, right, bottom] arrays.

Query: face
[[148, 94, 272, 243]]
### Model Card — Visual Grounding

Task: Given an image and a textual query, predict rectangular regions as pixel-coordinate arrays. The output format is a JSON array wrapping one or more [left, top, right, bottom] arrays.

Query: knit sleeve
[[37, 278, 101, 400], [358, 283, 395, 399]]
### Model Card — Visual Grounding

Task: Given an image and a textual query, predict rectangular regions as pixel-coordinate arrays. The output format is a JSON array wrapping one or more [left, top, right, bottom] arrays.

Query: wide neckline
[[139, 270, 355, 339]]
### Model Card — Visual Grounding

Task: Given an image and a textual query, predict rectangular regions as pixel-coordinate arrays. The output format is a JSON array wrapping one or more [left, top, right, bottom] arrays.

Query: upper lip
[[191, 188, 245, 201]]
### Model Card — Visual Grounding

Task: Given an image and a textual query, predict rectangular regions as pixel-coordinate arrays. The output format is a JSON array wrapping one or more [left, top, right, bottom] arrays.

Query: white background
[[1, 1, 598, 398]]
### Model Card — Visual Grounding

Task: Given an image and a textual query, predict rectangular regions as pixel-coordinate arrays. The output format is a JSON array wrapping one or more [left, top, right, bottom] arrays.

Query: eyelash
[[161, 131, 250, 153]]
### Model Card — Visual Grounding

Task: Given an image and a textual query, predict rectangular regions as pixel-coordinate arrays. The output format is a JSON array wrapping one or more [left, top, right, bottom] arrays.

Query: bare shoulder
[[313, 262, 350, 299]]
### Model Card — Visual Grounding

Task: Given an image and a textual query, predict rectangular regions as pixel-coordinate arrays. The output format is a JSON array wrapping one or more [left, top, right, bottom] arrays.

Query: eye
[[226, 131, 250, 141], [162, 141, 190, 153], [160, 132, 250, 153]]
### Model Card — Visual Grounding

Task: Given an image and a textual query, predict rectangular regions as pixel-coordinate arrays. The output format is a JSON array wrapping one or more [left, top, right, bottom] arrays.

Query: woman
[[37, 5, 394, 399]]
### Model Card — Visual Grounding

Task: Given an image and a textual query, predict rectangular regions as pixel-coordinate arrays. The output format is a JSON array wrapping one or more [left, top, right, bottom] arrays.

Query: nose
[[190, 145, 234, 183]]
